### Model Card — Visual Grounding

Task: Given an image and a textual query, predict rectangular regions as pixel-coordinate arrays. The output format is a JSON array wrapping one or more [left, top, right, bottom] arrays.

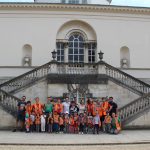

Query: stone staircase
[[0, 61, 150, 126]]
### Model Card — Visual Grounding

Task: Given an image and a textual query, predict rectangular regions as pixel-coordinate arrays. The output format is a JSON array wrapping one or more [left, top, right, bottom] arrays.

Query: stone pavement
[[0, 130, 150, 145]]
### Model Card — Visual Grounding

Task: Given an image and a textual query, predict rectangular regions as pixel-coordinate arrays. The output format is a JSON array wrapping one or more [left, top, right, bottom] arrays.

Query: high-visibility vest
[[59, 117, 64, 125], [33, 103, 43, 115], [115, 117, 121, 131], [53, 114, 59, 123], [35, 116, 40, 125], [105, 116, 111, 124], [69, 118, 74, 126], [87, 104, 93, 113], [65, 117, 69, 124], [54, 103, 63, 113], [25, 105, 32, 115], [102, 101, 110, 115]]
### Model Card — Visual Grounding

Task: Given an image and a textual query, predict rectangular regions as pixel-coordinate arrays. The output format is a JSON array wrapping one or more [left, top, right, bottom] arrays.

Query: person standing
[[108, 97, 118, 117], [13, 96, 26, 132], [62, 97, 70, 114]]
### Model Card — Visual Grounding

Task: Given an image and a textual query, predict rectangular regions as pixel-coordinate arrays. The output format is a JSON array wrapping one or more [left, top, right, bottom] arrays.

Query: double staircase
[[0, 61, 150, 127]]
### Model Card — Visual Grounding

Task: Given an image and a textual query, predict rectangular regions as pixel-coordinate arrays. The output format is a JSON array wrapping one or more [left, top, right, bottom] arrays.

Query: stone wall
[[0, 106, 15, 129], [88, 81, 139, 108]]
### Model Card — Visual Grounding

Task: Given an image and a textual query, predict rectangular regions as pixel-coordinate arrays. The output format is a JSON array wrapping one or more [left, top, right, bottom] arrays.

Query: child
[[30, 111, 35, 132], [79, 113, 84, 134], [83, 112, 88, 134], [74, 112, 79, 134], [59, 114, 64, 133], [47, 113, 53, 133], [69, 114, 74, 134], [110, 113, 121, 134], [35, 113, 41, 132], [93, 111, 101, 134], [25, 112, 30, 133], [104, 113, 112, 133], [53, 111, 59, 133], [64, 112, 69, 134], [87, 113, 93, 134], [41, 114, 46, 132]]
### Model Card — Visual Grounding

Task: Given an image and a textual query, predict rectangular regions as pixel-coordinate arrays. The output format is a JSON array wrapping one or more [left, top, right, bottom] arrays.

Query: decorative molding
[[0, 3, 150, 15]]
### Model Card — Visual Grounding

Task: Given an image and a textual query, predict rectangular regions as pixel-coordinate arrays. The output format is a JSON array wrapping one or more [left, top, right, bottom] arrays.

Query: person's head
[[102, 97, 105, 102], [26, 100, 31, 106], [65, 112, 69, 117], [47, 97, 52, 103], [21, 96, 26, 101], [79, 113, 83, 117], [109, 97, 113, 101], [74, 112, 78, 117], [106, 112, 110, 116], [84, 111, 87, 116], [65, 97, 69, 103], [35, 97, 40, 104], [112, 113, 116, 118], [80, 99, 84, 104], [58, 98, 61, 103]]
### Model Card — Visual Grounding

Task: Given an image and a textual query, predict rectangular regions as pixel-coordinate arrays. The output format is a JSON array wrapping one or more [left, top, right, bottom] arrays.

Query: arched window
[[68, 33, 84, 63]]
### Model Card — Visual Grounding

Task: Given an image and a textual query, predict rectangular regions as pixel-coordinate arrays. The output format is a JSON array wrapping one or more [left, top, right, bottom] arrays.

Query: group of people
[[14, 96, 121, 135]]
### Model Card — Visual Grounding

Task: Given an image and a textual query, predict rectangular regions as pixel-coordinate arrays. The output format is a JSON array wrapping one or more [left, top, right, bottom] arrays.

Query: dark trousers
[[93, 124, 99, 134], [79, 124, 84, 132], [60, 125, 64, 132]]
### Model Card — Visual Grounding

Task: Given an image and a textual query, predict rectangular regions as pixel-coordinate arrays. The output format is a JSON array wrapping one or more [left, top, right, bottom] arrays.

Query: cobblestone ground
[[0, 145, 150, 150]]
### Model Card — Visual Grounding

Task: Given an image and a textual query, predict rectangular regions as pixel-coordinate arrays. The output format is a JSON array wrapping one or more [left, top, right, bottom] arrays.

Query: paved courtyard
[[0, 130, 150, 145], [0, 130, 150, 150]]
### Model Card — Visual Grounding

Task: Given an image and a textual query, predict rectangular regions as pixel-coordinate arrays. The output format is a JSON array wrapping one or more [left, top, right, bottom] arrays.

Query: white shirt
[[63, 102, 70, 114]]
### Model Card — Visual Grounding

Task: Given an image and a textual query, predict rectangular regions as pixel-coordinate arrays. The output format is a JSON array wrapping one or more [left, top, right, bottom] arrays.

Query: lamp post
[[51, 49, 57, 61], [98, 51, 104, 62]]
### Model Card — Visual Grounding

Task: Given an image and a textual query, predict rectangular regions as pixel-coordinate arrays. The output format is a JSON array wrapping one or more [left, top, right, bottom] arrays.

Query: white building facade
[[0, 3, 150, 128]]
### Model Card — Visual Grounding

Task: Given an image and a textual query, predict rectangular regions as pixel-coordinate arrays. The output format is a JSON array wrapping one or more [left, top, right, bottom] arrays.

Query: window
[[68, 33, 84, 63], [57, 43, 64, 62], [88, 43, 96, 63], [68, 0, 79, 4]]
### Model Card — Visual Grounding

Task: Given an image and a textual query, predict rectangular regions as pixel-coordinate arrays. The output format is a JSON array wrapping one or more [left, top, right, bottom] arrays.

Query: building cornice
[[0, 3, 150, 15]]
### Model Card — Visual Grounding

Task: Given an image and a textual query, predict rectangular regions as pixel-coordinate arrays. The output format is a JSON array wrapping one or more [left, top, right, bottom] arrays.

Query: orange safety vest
[[92, 104, 99, 116], [25, 118, 30, 128], [105, 115, 111, 124], [59, 117, 64, 125], [54, 103, 63, 114], [35, 116, 40, 125], [102, 101, 110, 116], [64, 117, 69, 124], [25, 105, 32, 115], [53, 114, 59, 123], [33, 103, 43, 115], [87, 103, 93, 114], [69, 117, 74, 126], [115, 117, 121, 131]]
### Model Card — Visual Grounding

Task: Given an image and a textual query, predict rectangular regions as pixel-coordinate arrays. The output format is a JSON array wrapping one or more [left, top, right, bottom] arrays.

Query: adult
[[13, 96, 26, 132], [69, 101, 79, 115], [108, 97, 118, 116], [32, 97, 43, 115], [54, 98, 63, 114], [78, 98, 85, 114], [62, 97, 70, 114], [44, 97, 53, 116]]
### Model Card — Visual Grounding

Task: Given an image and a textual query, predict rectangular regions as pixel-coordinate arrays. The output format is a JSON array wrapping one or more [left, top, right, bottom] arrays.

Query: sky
[[0, 0, 150, 7]]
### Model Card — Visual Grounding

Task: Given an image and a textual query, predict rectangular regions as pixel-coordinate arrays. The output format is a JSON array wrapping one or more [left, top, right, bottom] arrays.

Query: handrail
[[102, 61, 150, 94], [118, 92, 150, 124], [104, 62, 150, 88], [0, 89, 21, 116]]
